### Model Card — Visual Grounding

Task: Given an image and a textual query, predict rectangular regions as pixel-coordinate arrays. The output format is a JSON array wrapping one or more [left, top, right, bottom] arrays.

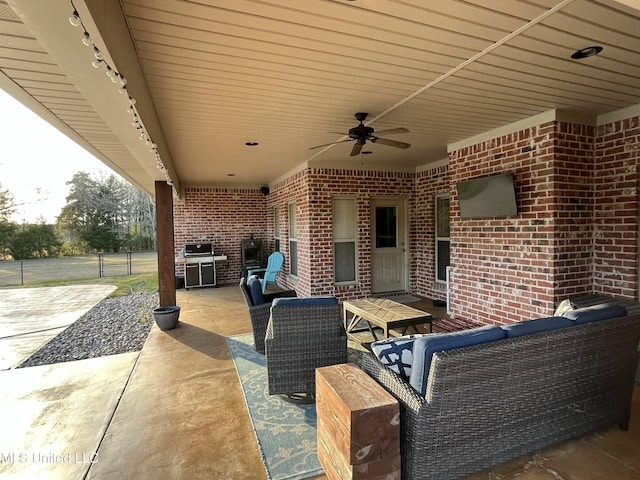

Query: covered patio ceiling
[[1, 0, 640, 199]]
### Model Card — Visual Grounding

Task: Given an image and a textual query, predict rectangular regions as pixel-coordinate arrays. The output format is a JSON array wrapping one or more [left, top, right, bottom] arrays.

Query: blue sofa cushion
[[371, 334, 430, 379], [561, 303, 627, 325], [501, 316, 574, 338], [271, 296, 337, 308], [409, 325, 506, 396], [247, 275, 265, 305]]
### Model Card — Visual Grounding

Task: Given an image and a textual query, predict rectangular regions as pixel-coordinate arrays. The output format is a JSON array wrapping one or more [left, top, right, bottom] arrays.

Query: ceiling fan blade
[[374, 127, 409, 136], [350, 141, 364, 157], [371, 137, 411, 149], [308, 139, 353, 150]]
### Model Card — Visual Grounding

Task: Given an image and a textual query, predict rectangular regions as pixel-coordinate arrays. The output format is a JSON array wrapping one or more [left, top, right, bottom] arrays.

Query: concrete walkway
[[0, 285, 116, 370], [0, 352, 139, 479]]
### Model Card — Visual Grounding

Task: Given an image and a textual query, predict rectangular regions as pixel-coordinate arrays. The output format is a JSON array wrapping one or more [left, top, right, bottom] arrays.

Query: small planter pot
[[153, 306, 181, 331]]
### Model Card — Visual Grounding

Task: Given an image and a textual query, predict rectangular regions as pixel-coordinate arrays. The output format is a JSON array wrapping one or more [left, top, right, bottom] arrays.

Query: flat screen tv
[[456, 173, 518, 219]]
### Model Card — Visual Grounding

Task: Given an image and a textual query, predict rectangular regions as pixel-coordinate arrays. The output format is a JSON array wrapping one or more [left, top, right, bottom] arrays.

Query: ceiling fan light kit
[[309, 112, 411, 156]]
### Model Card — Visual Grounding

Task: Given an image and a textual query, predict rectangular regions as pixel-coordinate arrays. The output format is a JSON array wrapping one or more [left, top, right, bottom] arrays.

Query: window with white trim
[[333, 198, 356, 283], [435, 193, 450, 283], [274, 206, 280, 252], [288, 202, 297, 276]]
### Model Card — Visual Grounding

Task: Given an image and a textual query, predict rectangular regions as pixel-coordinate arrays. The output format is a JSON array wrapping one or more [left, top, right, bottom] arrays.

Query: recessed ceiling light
[[245, 142, 259, 146], [571, 46, 603, 60]]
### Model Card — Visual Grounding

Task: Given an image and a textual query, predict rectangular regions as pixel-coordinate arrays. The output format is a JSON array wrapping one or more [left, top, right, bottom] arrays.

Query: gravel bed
[[18, 292, 159, 368]]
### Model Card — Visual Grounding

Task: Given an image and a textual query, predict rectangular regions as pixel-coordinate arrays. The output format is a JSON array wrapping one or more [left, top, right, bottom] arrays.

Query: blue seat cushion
[[271, 296, 337, 308], [561, 303, 627, 325], [247, 275, 265, 305], [409, 325, 506, 396], [501, 316, 574, 338], [371, 334, 430, 379]]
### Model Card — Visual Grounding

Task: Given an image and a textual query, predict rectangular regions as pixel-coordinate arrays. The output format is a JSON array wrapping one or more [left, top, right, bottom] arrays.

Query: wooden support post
[[155, 181, 176, 307]]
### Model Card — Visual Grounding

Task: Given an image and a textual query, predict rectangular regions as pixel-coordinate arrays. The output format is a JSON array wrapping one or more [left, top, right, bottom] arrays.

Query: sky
[[0, 89, 111, 224]]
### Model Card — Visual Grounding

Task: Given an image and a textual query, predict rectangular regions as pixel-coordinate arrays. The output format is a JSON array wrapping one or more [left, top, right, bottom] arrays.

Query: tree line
[[0, 172, 156, 260]]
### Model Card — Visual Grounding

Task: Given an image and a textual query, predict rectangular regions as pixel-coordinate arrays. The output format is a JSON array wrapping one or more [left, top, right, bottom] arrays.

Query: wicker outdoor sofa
[[362, 304, 640, 480]]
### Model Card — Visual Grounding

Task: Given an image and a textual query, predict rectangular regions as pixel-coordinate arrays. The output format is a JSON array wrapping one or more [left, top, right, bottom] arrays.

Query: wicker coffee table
[[343, 298, 433, 342]]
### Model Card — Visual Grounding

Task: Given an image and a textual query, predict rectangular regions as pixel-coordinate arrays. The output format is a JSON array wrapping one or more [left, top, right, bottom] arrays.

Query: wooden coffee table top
[[343, 298, 433, 340]]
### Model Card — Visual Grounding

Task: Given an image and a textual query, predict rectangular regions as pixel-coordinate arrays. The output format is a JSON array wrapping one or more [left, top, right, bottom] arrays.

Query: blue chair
[[247, 251, 285, 293]]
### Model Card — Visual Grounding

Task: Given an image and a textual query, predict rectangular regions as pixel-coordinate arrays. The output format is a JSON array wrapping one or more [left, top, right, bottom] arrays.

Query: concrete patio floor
[[0, 284, 638, 479], [0, 285, 117, 370]]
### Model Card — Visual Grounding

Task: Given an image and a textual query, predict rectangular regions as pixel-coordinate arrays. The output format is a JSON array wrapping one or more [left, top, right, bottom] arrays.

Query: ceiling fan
[[309, 112, 411, 157]]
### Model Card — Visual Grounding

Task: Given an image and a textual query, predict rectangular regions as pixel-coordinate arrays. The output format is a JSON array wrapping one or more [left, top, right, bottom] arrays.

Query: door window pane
[[375, 207, 397, 248]]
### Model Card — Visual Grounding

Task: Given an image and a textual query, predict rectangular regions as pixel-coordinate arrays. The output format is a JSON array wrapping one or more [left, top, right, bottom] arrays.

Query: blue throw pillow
[[271, 296, 337, 308], [371, 334, 430, 379], [501, 316, 574, 338], [561, 303, 627, 325], [409, 325, 506, 396], [247, 275, 265, 305]]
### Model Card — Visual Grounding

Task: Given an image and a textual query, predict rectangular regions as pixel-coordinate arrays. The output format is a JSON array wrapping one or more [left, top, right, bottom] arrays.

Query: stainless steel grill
[[183, 243, 215, 289]]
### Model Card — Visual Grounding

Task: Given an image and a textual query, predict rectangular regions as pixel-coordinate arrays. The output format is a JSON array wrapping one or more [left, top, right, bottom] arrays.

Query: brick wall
[[449, 115, 640, 324], [413, 164, 449, 302], [552, 122, 595, 299], [449, 122, 559, 324], [265, 169, 310, 294], [267, 167, 415, 299], [171, 113, 640, 318], [594, 115, 640, 297], [173, 187, 268, 284]]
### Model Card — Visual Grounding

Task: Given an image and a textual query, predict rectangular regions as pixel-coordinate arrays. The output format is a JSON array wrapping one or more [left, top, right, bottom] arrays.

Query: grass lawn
[[0, 251, 158, 295]]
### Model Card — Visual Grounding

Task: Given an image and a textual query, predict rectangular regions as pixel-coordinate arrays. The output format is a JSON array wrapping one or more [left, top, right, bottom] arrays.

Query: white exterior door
[[371, 198, 407, 293]]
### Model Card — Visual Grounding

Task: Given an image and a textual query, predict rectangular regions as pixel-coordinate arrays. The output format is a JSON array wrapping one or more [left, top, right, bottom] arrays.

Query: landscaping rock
[[18, 292, 158, 368]]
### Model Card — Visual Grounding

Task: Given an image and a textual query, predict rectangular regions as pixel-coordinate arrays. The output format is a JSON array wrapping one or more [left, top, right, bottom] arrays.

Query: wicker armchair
[[239, 276, 296, 354], [265, 297, 347, 397]]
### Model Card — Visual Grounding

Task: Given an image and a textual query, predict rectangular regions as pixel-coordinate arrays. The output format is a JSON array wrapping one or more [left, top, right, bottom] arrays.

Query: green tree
[[9, 223, 62, 259], [0, 183, 15, 221], [0, 221, 16, 260], [57, 171, 155, 253], [0, 183, 16, 259]]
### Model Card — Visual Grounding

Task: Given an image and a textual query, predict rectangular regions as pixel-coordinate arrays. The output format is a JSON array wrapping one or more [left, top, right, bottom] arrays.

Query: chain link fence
[[0, 251, 158, 287]]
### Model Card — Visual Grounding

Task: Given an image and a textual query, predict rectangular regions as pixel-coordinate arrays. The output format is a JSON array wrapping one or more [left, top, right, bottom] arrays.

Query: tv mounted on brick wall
[[456, 173, 518, 219]]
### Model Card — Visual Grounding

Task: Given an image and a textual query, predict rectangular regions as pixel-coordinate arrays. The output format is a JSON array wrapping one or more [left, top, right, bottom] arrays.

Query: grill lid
[[185, 243, 213, 256]]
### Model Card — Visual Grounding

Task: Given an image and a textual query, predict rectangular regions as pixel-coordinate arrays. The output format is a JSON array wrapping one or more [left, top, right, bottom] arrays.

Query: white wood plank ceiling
[[1, 0, 640, 195]]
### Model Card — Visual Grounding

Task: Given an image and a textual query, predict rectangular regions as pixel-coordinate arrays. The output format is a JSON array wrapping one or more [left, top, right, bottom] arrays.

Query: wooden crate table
[[316, 363, 400, 480]]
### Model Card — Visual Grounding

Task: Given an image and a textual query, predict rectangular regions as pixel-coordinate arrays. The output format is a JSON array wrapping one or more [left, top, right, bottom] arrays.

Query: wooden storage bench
[[316, 363, 400, 480]]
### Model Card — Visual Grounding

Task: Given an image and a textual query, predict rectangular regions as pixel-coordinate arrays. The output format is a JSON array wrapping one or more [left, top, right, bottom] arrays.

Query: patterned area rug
[[226, 333, 323, 480], [374, 293, 422, 304]]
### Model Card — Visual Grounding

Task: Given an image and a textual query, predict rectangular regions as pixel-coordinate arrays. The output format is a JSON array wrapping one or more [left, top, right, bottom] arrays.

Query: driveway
[[0, 285, 116, 370]]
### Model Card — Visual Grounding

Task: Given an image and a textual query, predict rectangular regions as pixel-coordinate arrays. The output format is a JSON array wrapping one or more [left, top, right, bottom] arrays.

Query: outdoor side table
[[316, 363, 400, 480]]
